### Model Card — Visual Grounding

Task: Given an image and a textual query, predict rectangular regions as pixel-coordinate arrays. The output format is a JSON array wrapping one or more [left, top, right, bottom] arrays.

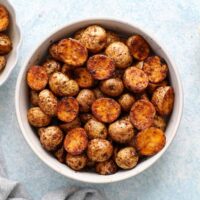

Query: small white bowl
[[0, 0, 21, 86], [15, 19, 183, 183]]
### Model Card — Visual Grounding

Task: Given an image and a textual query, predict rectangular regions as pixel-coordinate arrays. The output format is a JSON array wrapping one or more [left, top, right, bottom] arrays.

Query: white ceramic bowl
[[15, 19, 183, 183], [0, 0, 21, 86]]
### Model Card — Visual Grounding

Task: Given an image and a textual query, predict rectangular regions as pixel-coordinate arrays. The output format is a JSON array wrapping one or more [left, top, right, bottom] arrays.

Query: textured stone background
[[0, 0, 200, 199]]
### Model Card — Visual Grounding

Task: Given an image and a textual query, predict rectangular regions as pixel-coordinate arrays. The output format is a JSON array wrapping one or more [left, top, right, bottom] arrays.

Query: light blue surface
[[0, 0, 200, 199]]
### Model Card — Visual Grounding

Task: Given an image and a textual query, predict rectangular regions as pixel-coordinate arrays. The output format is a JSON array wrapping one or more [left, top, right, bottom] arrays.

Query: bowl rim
[[15, 18, 183, 183]]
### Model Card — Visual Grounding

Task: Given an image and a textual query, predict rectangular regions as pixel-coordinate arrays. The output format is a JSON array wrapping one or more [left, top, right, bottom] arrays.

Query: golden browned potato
[[27, 107, 51, 127], [54, 146, 66, 163], [42, 59, 61, 76], [87, 54, 115, 80], [30, 90, 39, 106], [127, 35, 150, 60], [100, 78, 124, 97], [61, 64, 73, 79], [57, 97, 79, 122], [130, 99, 156, 130], [118, 93, 135, 112], [79, 113, 95, 124], [84, 119, 107, 139], [57, 38, 88, 66], [73, 28, 85, 40], [143, 56, 168, 83], [153, 114, 167, 131], [87, 139, 113, 162], [123, 67, 149, 93], [27, 66, 48, 91], [60, 80, 79, 96], [151, 86, 174, 116], [80, 25, 107, 53], [76, 89, 96, 113], [93, 88, 106, 99], [105, 31, 120, 47], [108, 119, 134, 143], [59, 117, 81, 132], [39, 126, 63, 151], [135, 127, 166, 156], [92, 98, 121, 123], [95, 160, 118, 175], [66, 153, 87, 171], [115, 147, 139, 169], [0, 34, 12, 54], [105, 41, 132, 69], [0, 5, 9, 31], [49, 43, 60, 61], [0, 55, 6, 71], [64, 127, 88, 155], [147, 80, 168, 94], [74, 68, 94, 88], [38, 89, 58, 116]]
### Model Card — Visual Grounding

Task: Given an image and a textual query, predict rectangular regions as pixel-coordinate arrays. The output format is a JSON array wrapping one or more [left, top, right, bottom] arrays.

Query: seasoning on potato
[[54, 146, 66, 163], [49, 43, 60, 61], [118, 93, 135, 112], [0, 55, 6, 71], [147, 80, 168, 94], [96, 160, 118, 175], [105, 31, 120, 47], [0, 33, 12, 54], [42, 59, 61, 76], [153, 114, 167, 131], [59, 117, 81, 132], [30, 90, 39, 106], [73, 28, 85, 41], [0, 5, 9, 32], [79, 113, 94, 124]]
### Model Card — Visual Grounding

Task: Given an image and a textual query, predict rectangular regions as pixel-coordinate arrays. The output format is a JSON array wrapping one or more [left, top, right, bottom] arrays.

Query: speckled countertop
[[0, 0, 200, 199]]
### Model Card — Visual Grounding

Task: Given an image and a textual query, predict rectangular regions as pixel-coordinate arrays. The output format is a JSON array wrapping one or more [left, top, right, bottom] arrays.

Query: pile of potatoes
[[26, 25, 174, 175], [0, 5, 12, 72]]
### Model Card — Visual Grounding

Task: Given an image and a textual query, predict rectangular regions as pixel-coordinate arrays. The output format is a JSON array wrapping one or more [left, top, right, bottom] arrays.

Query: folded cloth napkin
[[0, 148, 106, 200]]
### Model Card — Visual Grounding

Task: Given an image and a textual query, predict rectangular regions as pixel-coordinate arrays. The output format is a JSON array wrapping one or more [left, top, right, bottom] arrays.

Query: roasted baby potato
[[42, 59, 61, 76], [64, 127, 88, 155], [105, 31, 120, 47], [118, 93, 135, 112], [115, 147, 139, 169], [84, 119, 107, 139], [57, 97, 79, 123], [95, 160, 118, 175], [100, 78, 124, 97], [39, 126, 63, 151], [59, 117, 81, 132], [105, 41, 132, 69], [92, 98, 121, 123], [0, 34, 12, 54], [130, 99, 156, 130], [143, 56, 168, 83], [123, 67, 149, 93], [87, 139, 113, 162], [30, 90, 39, 106], [76, 89, 96, 112], [27, 66, 48, 91], [151, 86, 174, 116], [0, 55, 6, 71], [147, 80, 168, 94], [27, 107, 51, 127], [135, 127, 166, 156], [73, 28, 85, 40], [153, 114, 167, 131], [61, 64, 73, 79], [60, 79, 79, 96], [93, 88, 106, 99], [80, 25, 107, 53], [54, 146, 66, 163], [0, 5, 9, 32], [49, 43, 60, 61], [127, 35, 150, 60], [87, 54, 115, 80]]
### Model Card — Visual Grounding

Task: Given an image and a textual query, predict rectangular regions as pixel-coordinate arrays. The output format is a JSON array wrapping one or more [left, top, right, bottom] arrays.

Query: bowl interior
[[16, 19, 183, 183]]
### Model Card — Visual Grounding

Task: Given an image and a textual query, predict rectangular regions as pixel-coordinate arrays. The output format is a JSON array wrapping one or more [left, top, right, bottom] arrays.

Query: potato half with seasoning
[[64, 127, 88, 155], [30, 90, 39, 106], [92, 98, 121, 123], [59, 117, 81, 132], [0, 34, 12, 54], [130, 99, 156, 130], [96, 160, 118, 175], [0, 5, 9, 31], [42, 59, 61, 76], [105, 31, 120, 47], [135, 127, 166, 156], [153, 114, 167, 131], [147, 80, 168, 94], [49, 43, 60, 61], [118, 93, 135, 112], [0, 55, 6, 71], [87, 54, 115, 80]]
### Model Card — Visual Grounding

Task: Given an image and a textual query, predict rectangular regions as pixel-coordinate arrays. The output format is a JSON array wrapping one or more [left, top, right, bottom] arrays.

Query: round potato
[[151, 86, 174, 116], [127, 35, 150, 60], [66, 153, 87, 171], [42, 59, 61, 76], [38, 89, 58, 116], [87, 54, 115, 80], [27, 107, 51, 127], [54, 146, 66, 163], [79, 113, 95, 124], [30, 90, 39, 106], [0, 55, 6, 71], [115, 147, 139, 169], [61, 64, 73, 79], [49, 43, 60, 61], [96, 160, 118, 175], [105, 31, 120, 47], [93, 88, 106, 99], [123, 67, 149, 93], [100, 78, 124, 97], [92, 98, 121, 123], [39, 126, 63, 151], [76, 89, 96, 113], [73, 28, 85, 40], [105, 41, 132, 69], [27, 66, 48, 91], [0, 5, 9, 31], [84, 119, 107, 139], [0, 34, 12, 54], [80, 25, 107, 53], [153, 114, 167, 131], [87, 139, 113, 162], [60, 80, 79, 96], [108, 119, 134, 143], [147, 80, 168, 94], [64, 127, 88, 155], [59, 117, 81, 132], [118, 93, 135, 112], [57, 97, 79, 123], [135, 127, 166, 156], [143, 56, 168, 83]]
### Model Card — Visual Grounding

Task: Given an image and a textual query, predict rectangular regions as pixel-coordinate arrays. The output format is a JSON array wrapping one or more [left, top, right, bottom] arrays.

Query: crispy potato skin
[[79, 113, 94, 124], [57, 97, 79, 123], [60, 80, 79, 96], [64, 128, 88, 155], [27, 107, 51, 127], [147, 80, 168, 94], [143, 56, 168, 83], [30, 90, 39, 106], [115, 147, 138, 169], [59, 117, 81, 132], [87, 54, 115, 80], [127, 35, 150, 60], [130, 99, 156, 130], [135, 127, 166, 156], [0, 34, 12, 54], [153, 114, 167, 131], [123, 67, 149, 93], [42, 59, 61, 76], [118, 93, 135, 112], [151, 86, 174, 116], [54, 146, 66, 163], [92, 98, 121, 123], [0, 5, 9, 31], [0, 55, 6, 71], [105, 41, 132, 69], [105, 31, 120, 47], [96, 160, 118, 175], [87, 139, 113, 162]]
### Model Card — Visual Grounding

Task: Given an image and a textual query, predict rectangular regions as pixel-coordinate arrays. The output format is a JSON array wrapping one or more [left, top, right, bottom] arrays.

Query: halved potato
[[30, 90, 39, 106], [0, 55, 6, 71], [118, 93, 135, 112], [105, 31, 120, 47], [0, 5, 9, 31], [147, 80, 168, 94], [96, 160, 118, 175], [0, 34, 12, 54], [153, 114, 167, 131], [59, 117, 81, 132], [42, 59, 61, 76]]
